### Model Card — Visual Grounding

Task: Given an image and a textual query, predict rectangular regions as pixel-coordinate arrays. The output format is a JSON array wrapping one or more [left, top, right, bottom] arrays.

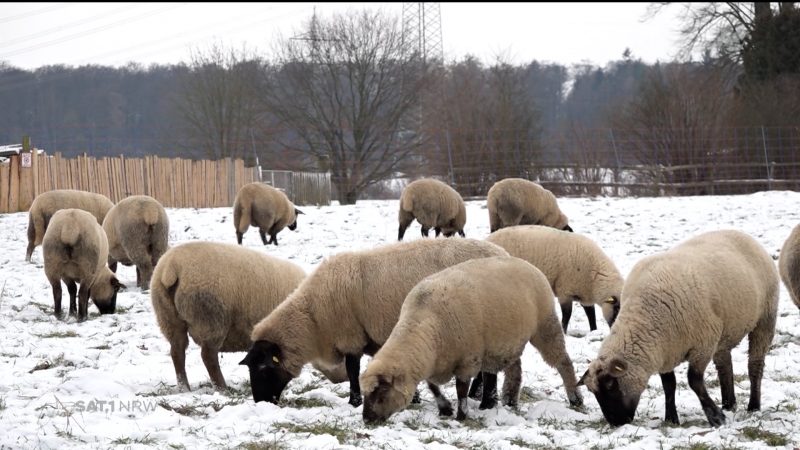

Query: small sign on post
[[21, 152, 32, 168]]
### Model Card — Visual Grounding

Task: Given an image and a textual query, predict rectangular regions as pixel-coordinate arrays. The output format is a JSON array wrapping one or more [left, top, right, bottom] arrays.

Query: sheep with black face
[[579, 230, 779, 427]]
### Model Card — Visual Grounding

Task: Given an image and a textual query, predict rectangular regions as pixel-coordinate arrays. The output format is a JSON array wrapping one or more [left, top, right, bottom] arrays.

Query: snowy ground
[[1, 191, 799, 450]]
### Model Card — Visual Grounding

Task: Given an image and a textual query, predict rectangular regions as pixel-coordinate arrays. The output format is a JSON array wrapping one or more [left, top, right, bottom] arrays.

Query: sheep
[[360, 256, 583, 423], [778, 224, 800, 310], [578, 230, 779, 427], [240, 238, 509, 406], [233, 182, 304, 246], [102, 195, 170, 290], [398, 178, 466, 241], [27, 189, 114, 262], [43, 208, 124, 322], [486, 225, 624, 333], [486, 178, 572, 233], [150, 241, 340, 391]]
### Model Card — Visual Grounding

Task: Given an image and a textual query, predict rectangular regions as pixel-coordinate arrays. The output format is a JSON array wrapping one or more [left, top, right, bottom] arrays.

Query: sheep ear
[[608, 357, 628, 378], [577, 369, 589, 387], [295, 208, 305, 216], [111, 277, 125, 291]]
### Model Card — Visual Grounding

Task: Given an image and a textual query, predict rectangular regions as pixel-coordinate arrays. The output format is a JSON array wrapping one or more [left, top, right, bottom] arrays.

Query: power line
[[0, 3, 187, 59], [0, 3, 75, 24], [0, 4, 144, 49]]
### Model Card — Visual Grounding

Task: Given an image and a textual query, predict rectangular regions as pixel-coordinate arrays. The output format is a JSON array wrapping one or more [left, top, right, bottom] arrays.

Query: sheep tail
[[236, 203, 251, 232], [59, 220, 81, 247], [400, 194, 413, 212], [158, 260, 179, 291], [142, 204, 159, 226]]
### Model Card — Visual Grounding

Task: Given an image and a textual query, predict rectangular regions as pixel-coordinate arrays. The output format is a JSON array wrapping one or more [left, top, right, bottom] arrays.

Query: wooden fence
[[0, 150, 261, 213], [261, 169, 331, 206]]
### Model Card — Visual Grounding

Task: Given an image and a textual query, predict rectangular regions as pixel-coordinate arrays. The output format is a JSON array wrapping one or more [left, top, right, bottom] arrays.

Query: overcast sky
[[0, 2, 687, 70]]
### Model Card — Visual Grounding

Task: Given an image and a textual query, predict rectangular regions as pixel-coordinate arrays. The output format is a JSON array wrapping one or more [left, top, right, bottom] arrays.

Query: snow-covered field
[[1, 192, 799, 450]]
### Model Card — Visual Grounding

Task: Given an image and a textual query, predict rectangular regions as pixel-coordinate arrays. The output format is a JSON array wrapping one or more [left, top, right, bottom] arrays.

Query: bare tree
[[612, 62, 734, 195], [176, 43, 261, 162], [261, 9, 431, 205]]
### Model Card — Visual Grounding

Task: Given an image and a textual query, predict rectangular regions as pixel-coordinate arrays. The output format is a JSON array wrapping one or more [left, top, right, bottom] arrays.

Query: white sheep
[[233, 182, 303, 246], [778, 224, 800, 310], [151, 241, 312, 391], [486, 225, 624, 333], [486, 178, 572, 232], [360, 256, 583, 423], [43, 208, 124, 321], [398, 178, 466, 240], [27, 189, 114, 262], [241, 238, 509, 405], [103, 195, 170, 289], [578, 230, 779, 427]]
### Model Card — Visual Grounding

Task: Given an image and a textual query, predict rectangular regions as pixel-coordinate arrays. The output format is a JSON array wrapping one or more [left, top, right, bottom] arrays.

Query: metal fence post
[[761, 126, 772, 190]]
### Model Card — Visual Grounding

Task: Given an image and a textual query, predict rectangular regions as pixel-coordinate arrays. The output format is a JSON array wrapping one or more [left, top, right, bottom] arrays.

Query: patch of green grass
[[740, 427, 788, 446], [292, 380, 322, 395], [281, 396, 331, 408], [138, 382, 173, 397], [28, 353, 71, 373], [518, 386, 547, 404], [459, 417, 484, 430], [34, 330, 78, 338], [110, 435, 158, 445], [271, 420, 353, 444], [89, 344, 110, 350], [158, 398, 242, 417], [420, 434, 444, 445], [166, 444, 186, 450], [236, 441, 289, 450]]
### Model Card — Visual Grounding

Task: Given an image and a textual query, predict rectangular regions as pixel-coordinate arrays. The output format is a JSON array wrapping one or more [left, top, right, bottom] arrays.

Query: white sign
[[21, 152, 32, 168]]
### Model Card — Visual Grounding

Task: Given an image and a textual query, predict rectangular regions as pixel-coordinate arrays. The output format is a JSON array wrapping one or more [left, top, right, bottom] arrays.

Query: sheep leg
[[170, 332, 191, 391], [713, 350, 736, 411], [467, 372, 483, 399], [427, 382, 453, 416], [746, 310, 777, 411], [66, 280, 78, 317], [345, 354, 363, 407], [201, 345, 227, 390], [259, 229, 269, 246], [458, 230, 465, 238], [434, 227, 442, 237], [50, 280, 63, 318], [421, 226, 430, 238], [501, 359, 522, 407], [489, 212, 501, 233], [687, 365, 725, 427], [455, 377, 470, 420], [478, 372, 498, 410], [660, 371, 680, 425], [109, 260, 118, 273], [583, 305, 597, 331], [138, 263, 154, 290], [26, 241, 36, 263], [559, 301, 573, 333], [236, 231, 244, 245], [398, 210, 414, 241], [136, 267, 142, 289], [531, 312, 583, 407], [77, 283, 90, 322]]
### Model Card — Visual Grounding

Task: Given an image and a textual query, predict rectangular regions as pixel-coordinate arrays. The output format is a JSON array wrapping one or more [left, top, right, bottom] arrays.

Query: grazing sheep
[[43, 208, 124, 321], [27, 189, 114, 262], [150, 241, 317, 391], [241, 238, 509, 406], [233, 182, 303, 246], [779, 224, 800, 310], [486, 225, 624, 332], [398, 178, 466, 241], [578, 230, 779, 427], [360, 256, 583, 423], [486, 178, 572, 233], [103, 195, 170, 289]]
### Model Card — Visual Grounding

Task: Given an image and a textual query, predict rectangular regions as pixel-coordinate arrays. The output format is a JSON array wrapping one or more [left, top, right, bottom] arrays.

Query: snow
[[1, 191, 799, 449]]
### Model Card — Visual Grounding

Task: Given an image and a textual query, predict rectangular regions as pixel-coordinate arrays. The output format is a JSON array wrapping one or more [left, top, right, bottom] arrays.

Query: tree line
[[1, 3, 798, 203]]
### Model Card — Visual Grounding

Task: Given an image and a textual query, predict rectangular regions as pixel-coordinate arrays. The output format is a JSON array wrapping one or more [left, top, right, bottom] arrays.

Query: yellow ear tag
[[605, 297, 616, 304], [272, 356, 280, 364]]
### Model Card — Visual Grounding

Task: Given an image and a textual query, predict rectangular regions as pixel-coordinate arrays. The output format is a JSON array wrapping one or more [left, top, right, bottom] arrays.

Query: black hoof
[[665, 413, 680, 425], [411, 390, 421, 404], [456, 410, 467, 421], [349, 392, 363, 407], [706, 410, 726, 427], [722, 401, 736, 412], [438, 405, 453, 417], [479, 398, 497, 410]]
